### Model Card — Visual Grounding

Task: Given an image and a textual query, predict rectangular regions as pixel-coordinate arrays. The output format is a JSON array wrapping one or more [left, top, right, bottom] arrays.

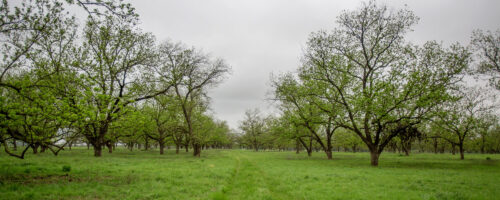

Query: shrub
[[62, 165, 71, 172]]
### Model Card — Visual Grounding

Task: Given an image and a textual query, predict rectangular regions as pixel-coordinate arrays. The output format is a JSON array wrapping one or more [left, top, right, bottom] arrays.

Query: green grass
[[0, 148, 499, 200]]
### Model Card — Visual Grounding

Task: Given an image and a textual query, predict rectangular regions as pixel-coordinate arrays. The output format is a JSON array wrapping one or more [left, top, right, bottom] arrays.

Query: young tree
[[142, 94, 183, 155], [155, 41, 230, 157], [486, 123, 500, 153], [272, 73, 339, 159], [239, 109, 266, 151], [433, 87, 494, 159], [475, 114, 498, 154]]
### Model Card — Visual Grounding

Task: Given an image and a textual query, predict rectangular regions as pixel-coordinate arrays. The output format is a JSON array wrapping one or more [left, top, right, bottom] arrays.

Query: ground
[[0, 148, 499, 200]]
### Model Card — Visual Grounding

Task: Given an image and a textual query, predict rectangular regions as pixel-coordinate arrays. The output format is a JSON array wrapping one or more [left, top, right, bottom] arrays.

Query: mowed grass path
[[0, 148, 499, 200]]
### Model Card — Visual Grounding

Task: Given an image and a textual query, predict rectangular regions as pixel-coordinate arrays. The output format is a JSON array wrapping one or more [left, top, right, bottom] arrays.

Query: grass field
[[0, 148, 499, 200]]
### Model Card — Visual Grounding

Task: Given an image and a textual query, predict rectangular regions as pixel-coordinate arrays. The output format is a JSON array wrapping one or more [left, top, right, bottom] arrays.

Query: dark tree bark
[[128, 142, 134, 151], [94, 144, 102, 157], [325, 130, 333, 160], [295, 139, 300, 154], [193, 143, 201, 157], [40, 146, 47, 153], [32, 144, 39, 154], [12, 139, 17, 151], [459, 142, 465, 160], [480, 135, 485, 154], [370, 151, 380, 166], [402, 143, 410, 156], [106, 142, 113, 153], [298, 137, 313, 157], [433, 138, 438, 154], [159, 142, 165, 155]]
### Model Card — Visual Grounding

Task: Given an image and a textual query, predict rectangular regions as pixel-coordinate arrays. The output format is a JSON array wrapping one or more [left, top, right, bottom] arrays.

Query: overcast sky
[[128, 0, 500, 130]]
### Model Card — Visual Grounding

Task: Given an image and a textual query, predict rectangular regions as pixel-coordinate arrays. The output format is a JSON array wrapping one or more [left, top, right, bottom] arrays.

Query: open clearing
[[1, 149, 499, 200]]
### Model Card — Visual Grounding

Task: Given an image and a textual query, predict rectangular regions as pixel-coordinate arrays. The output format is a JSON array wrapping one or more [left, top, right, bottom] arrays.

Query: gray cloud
[[129, 0, 500, 129]]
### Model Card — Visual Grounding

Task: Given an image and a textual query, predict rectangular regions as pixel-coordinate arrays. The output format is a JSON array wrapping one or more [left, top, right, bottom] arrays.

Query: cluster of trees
[[237, 1, 500, 166], [238, 108, 365, 156], [0, 0, 233, 158], [2, 0, 499, 167]]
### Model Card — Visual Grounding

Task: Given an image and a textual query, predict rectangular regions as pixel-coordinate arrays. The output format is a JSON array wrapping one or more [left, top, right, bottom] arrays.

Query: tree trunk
[[459, 143, 464, 160], [481, 135, 485, 154], [326, 132, 333, 159], [296, 139, 300, 154], [298, 138, 313, 157], [87, 142, 90, 150], [40, 145, 47, 153], [32, 144, 39, 154], [406, 142, 411, 156], [403, 145, 409, 156], [107, 142, 113, 153], [451, 143, 456, 155], [176, 144, 180, 154], [94, 144, 102, 157], [370, 150, 380, 166], [145, 137, 149, 151], [433, 138, 438, 154], [325, 150, 332, 160], [325, 144, 332, 159], [12, 139, 17, 151], [185, 145, 189, 152], [68, 142, 72, 150], [193, 143, 201, 157], [159, 142, 165, 155], [93, 124, 109, 157]]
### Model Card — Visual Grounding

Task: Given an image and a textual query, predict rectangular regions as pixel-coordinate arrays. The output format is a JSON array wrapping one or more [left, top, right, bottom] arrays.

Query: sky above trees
[[128, 0, 500, 129]]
